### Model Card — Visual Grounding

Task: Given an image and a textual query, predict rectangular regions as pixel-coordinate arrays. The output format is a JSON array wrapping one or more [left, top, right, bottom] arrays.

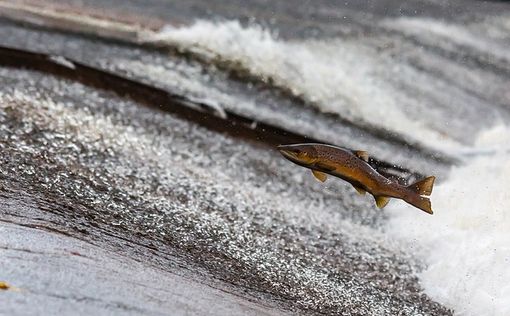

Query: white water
[[146, 20, 465, 152], [383, 16, 510, 65], [143, 18, 510, 315], [388, 125, 510, 316]]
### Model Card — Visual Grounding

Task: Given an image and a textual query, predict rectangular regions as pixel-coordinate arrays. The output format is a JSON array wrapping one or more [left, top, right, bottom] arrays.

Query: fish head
[[277, 144, 319, 166]]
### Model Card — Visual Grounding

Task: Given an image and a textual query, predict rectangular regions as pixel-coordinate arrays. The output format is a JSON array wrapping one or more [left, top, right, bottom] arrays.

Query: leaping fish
[[277, 143, 435, 214]]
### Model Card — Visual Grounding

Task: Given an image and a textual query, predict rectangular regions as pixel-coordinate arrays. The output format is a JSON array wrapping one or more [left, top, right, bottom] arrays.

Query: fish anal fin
[[408, 176, 435, 196], [353, 185, 366, 195], [312, 170, 327, 182], [374, 196, 390, 208], [354, 150, 369, 162]]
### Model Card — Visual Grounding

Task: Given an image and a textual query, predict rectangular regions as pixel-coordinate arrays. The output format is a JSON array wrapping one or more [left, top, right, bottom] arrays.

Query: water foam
[[383, 16, 510, 64], [146, 20, 464, 152], [388, 125, 510, 316]]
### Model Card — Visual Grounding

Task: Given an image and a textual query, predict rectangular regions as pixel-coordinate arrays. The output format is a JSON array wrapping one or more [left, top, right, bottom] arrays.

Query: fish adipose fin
[[353, 185, 366, 195], [353, 150, 369, 162], [312, 170, 327, 182], [408, 176, 435, 196], [374, 196, 390, 208]]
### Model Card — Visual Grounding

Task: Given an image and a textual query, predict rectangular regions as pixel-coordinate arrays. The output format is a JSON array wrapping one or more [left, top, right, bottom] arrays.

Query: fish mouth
[[277, 145, 299, 160]]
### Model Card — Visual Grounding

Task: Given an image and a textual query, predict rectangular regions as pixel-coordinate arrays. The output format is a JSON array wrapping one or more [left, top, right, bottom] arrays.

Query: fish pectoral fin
[[353, 185, 366, 195], [374, 196, 390, 208], [353, 150, 369, 162], [311, 170, 327, 182]]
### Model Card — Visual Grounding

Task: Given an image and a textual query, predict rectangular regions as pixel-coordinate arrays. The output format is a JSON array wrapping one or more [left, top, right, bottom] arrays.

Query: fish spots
[[280, 143, 435, 213], [343, 157, 359, 169]]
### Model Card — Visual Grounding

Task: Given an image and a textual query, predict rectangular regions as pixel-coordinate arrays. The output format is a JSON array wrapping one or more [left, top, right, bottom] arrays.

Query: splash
[[383, 16, 510, 64], [388, 125, 510, 316], [146, 20, 464, 152]]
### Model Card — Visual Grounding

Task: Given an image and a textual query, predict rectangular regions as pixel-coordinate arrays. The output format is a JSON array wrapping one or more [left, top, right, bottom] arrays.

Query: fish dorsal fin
[[311, 170, 327, 182], [353, 185, 366, 195], [354, 150, 369, 162], [374, 196, 390, 208]]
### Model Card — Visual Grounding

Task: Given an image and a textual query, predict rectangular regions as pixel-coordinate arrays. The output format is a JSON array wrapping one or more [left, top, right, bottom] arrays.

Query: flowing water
[[144, 14, 510, 315], [1, 1, 510, 315]]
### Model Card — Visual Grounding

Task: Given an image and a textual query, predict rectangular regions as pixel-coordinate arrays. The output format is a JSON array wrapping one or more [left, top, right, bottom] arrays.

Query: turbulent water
[[143, 17, 510, 314], [146, 17, 510, 152], [0, 68, 439, 315], [389, 126, 510, 316], [1, 1, 510, 315]]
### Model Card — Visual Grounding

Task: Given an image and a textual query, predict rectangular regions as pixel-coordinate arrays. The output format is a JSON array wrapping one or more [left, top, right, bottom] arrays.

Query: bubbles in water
[[388, 125, 510, 316]]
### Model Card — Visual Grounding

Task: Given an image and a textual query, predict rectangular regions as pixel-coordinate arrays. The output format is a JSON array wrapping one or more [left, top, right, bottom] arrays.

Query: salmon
[[277, 143, 435, 214]]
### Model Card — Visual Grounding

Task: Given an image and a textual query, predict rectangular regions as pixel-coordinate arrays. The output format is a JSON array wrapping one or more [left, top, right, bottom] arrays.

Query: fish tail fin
[[407, 176, 435, 196], [405, 195, 433, 214]]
